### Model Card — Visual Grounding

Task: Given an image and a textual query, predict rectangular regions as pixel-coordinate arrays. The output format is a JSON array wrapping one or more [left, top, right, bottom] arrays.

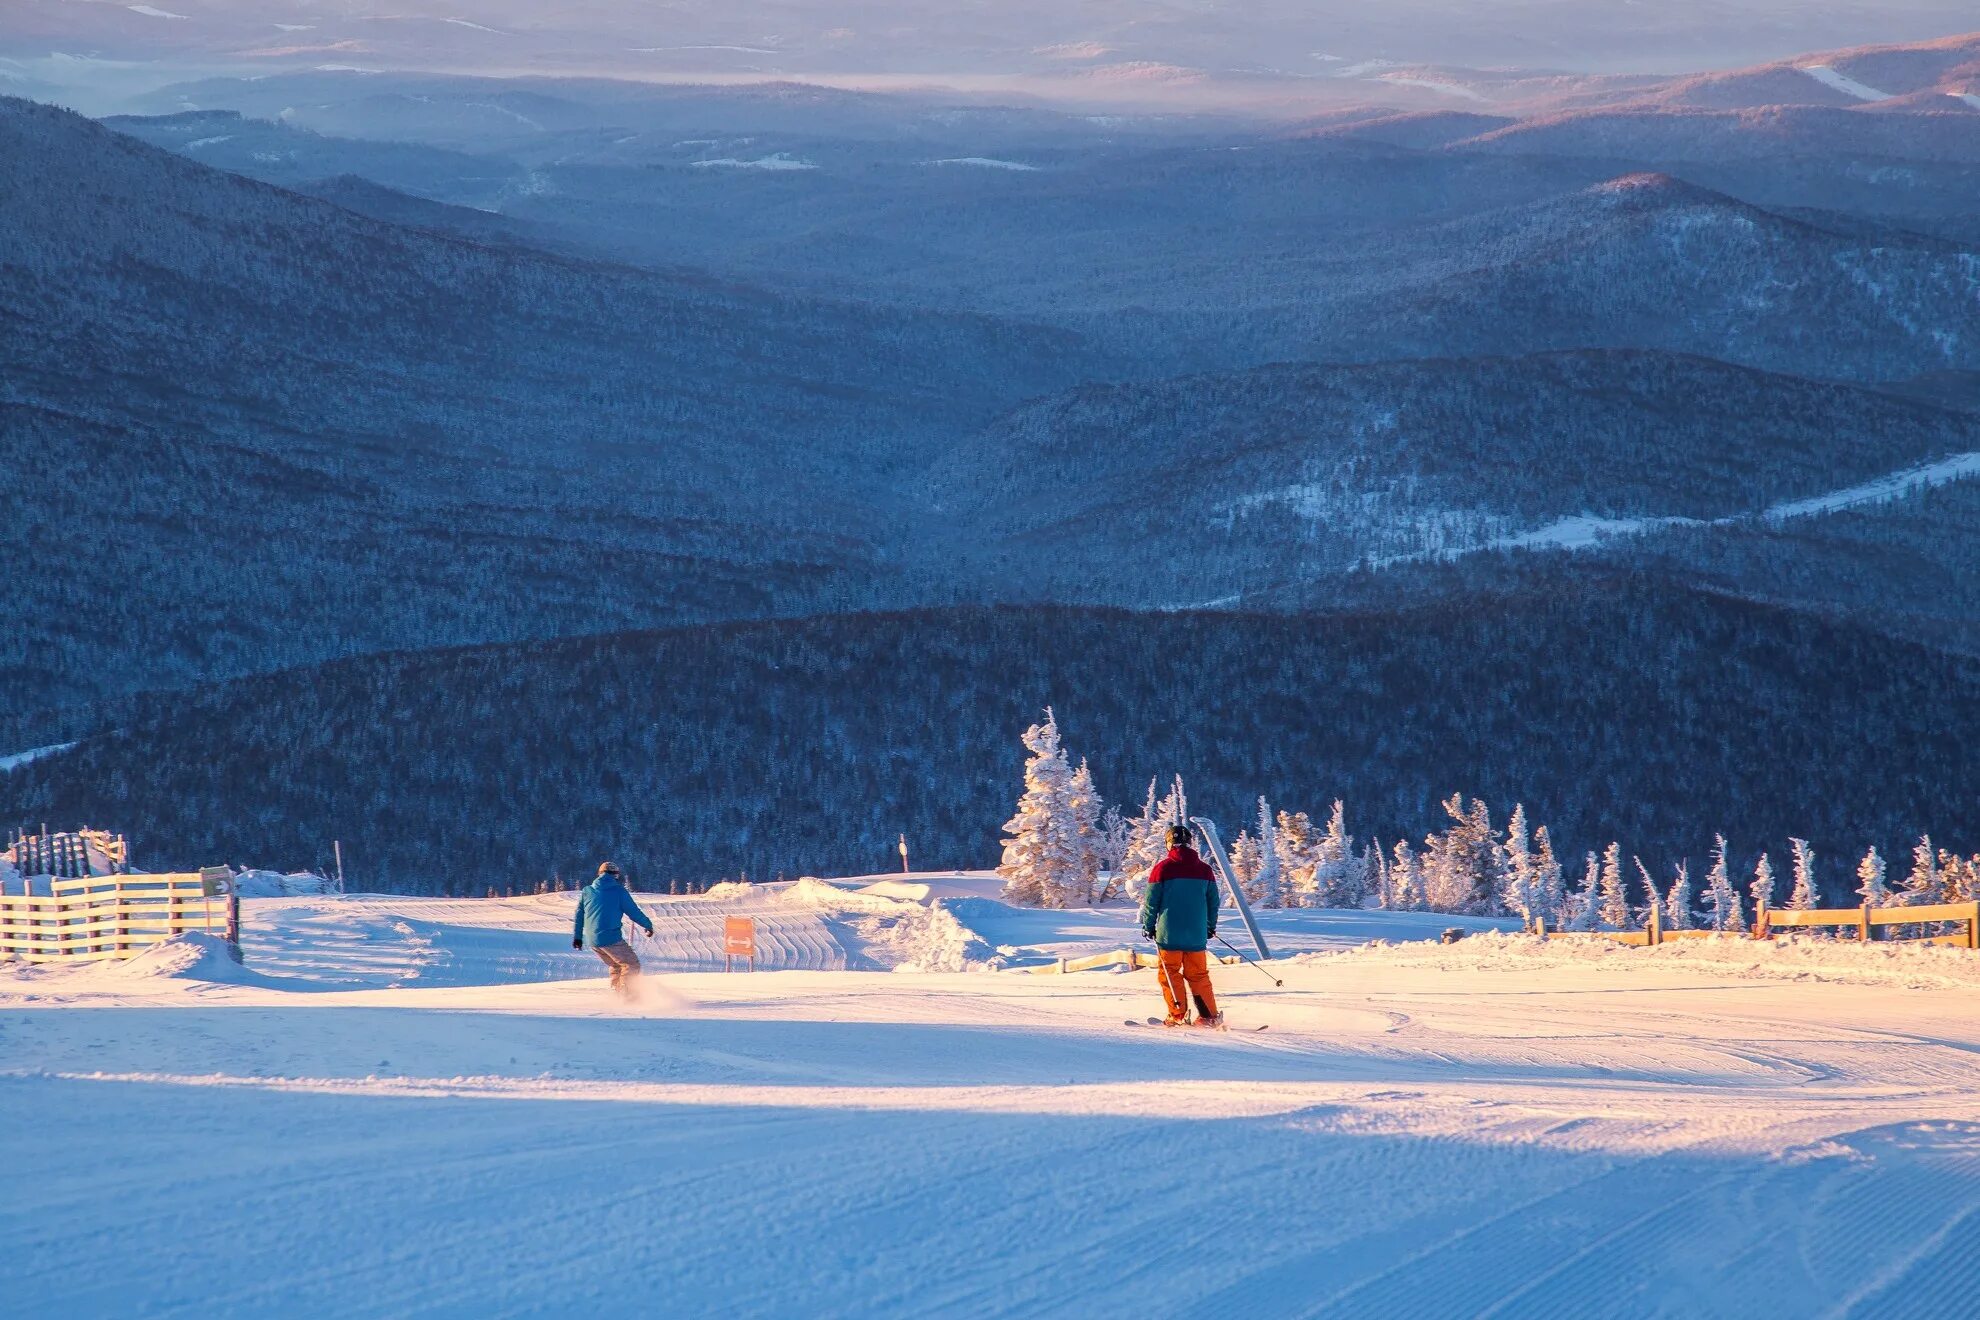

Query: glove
[[571, 938, 583, 949], [1142, 928, 1155, 942]]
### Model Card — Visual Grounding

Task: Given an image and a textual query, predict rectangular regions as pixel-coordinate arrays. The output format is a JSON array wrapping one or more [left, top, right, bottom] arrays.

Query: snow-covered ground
[[5, 885, 1979, 1316], [1799, 64, 1893, 102]]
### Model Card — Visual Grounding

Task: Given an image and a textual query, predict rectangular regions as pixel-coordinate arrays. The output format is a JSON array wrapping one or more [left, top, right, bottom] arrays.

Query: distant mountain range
[[5, 33, 1980, 884]]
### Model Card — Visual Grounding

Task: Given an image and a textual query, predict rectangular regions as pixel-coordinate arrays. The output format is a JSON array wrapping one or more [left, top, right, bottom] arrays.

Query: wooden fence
[[1540, 900, 1980, 949], [0, 872, 238, 964], [1021, 947, 1246, 975]]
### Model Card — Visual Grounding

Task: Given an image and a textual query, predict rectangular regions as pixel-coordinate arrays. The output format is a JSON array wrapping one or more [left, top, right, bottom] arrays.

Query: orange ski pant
[[1156, 949, 1218, 1020]]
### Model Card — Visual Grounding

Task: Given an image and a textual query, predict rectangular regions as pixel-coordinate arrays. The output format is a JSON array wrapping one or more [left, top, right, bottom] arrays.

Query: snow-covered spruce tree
[[1856, 847, 1888, 909], [1229, 830, 1262, 891], [1117, 776, 1184, 903], [1752, 852, 1776, 917], [1249, 797, 1284, 908], [1500, 803, 1537, 929], [1703, 835, 1742, 932], [1941, 850, 1977, 903], [1787, 838, 1819, 911], [997, 709, 1096, 908], [1312, 800, 1363, 908], [1665, 861, 1694, 931], [1422, 794, 1501, 914], [1273, 810, 1319, 908], [1064, 759, 1107, 905], [1387, 839, 1425, 911], [1569, 852, 1601, 931], [1901, 836, 1941, 906], [1093, 806, 1131, 902], [1531, 825, 1566, 929], [1633, 858, 1662, 928], [1596, 843, 1630, 931]]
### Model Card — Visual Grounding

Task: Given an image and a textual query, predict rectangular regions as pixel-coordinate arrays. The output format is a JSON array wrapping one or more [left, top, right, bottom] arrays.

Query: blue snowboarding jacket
[[574, 874, 654, 948]]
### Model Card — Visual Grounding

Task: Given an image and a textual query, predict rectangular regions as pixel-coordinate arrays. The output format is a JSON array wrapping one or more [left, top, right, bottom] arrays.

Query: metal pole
[[1215, 933, 1285, 987], [1189, 816, 1272, 961]]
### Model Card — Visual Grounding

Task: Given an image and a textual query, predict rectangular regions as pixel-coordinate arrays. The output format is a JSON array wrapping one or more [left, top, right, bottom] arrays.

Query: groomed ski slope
[[5, 888, 1980, 1317]]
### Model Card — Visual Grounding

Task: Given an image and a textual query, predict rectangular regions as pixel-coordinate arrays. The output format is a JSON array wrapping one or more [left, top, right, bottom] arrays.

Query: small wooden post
[[1859, 903, 1872, 942], [1755, 900, 1770, 940], [1535, 916, 1547, 938], [1648, 903, 1662, 947]]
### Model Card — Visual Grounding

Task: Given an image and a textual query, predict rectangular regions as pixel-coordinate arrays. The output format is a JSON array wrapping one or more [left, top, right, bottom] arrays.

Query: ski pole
[[1215, 933, 1284, 987]]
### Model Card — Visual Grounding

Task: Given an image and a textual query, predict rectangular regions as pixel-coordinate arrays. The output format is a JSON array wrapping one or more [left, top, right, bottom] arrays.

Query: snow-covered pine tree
[[1941, 850, 1977, 903], [1229, 830, 1262, 890], [1665, 861, 1694, 930], [1093, 806, 1132, 902], [1751, 853, 1776, 919], [996, 709, 1093, 908], [1354, 840, 1384, 911], [1063, 759, 1106, 906], [1596, 843, 1629, 930], [1531, 825, 1566, 929], [1312, 800, 1360, 908], [1856, 846, 1888, 909], [1632, 857, 1662, 929], [1570, 852, 1601, 931], [1900, 836, 1941, 907], [1250, 797, 1284, 908], [1703, 835, 1741, 932], [1117, 776, 1185, 903], [1273, 810, 1318, 908], [1500, 804, 1537, 929], [1387, 839, 1425, 911], [1422, 794, 1500, 914], [1787, 838, 1819, 911]]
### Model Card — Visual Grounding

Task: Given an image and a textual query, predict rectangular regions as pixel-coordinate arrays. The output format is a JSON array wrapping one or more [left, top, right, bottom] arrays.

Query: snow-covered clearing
[[5, 886, 1979, 1316], [0, 740, 75, 773], [1375, 450, 1980, 568], [691, 153, 817, 171], [928, 157, 1042, 171], [1799, 64, 1893, 102]]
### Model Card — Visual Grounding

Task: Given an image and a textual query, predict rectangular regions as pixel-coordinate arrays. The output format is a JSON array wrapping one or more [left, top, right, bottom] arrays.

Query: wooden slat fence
[[0, 873, 236, 964], [1540, 900, 1980, 949]]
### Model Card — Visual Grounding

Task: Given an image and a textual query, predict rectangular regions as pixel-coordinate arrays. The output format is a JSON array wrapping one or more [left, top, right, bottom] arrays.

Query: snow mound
[[107, 932, 260, 984], [773, 878, 1003, 970], [233, 869, 336, 898], [853, 875, 1007, 903]]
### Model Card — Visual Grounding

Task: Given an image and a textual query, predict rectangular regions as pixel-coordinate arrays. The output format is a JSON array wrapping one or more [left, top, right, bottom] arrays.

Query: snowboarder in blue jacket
[[573, 862, 654, 999]]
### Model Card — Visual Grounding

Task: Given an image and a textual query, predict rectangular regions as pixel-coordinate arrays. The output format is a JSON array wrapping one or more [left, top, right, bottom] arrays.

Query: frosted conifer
[[1597, 843, 1629, 930], [1787, 839, 1819, 911], [1856, 847, 1888, 908]]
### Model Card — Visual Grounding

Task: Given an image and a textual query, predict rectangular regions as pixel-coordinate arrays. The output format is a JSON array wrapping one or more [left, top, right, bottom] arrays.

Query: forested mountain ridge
[[934, 349, 1980, 604], [5, 589, 1974, 893], [0, 96, 1106, 728]]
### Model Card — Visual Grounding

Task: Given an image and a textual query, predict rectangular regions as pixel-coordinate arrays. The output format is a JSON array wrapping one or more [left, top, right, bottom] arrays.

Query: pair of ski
[[1126, 1016, 1267, 1032]]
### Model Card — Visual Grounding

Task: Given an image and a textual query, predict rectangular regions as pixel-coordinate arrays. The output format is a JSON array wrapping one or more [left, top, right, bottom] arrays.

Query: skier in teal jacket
[[573, 862, 654, 999], [1139, 825, 1223, 1026]]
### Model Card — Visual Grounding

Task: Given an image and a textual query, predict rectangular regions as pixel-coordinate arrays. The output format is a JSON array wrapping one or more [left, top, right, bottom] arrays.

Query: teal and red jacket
[[1140, 846, 1220, 952]]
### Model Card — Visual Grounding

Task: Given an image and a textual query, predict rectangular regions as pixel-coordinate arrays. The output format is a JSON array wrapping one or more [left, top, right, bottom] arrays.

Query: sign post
[[898, 834, 910, 875], [200, 866, 240, 962], [724, 915, 756, 972]]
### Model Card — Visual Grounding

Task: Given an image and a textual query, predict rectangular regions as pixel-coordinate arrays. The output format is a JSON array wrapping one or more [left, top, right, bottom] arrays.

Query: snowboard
[[1124, 1017, 1267, 1032]]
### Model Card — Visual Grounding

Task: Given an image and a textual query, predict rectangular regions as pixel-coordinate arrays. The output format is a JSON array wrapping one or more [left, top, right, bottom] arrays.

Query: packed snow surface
[[6, 890, 1980, 1316], [1799, 64, 1892, 102]]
